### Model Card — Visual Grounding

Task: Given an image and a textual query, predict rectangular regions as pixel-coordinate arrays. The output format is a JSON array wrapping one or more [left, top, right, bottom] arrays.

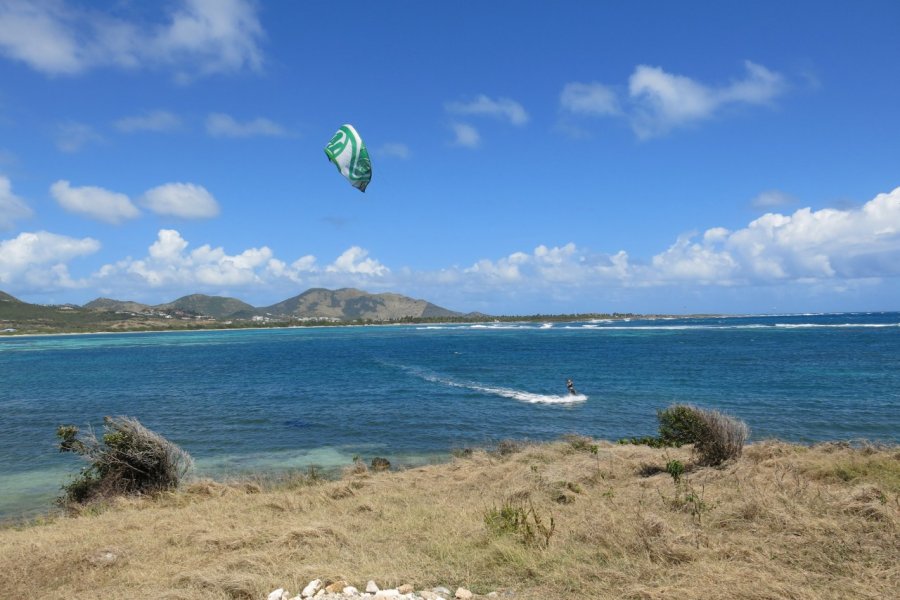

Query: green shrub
[[657, 405, 708, 446], [56, 416, 193, 505], [484, 496, 555, 548], [665, 459, 685, 483], [658, 404, 750, 466], [563, 434, 593, 451], [618, 435, 674, 448], [485, 502, 527, 536], [622, 405, 749, 466], [370, 457, 391, 472]]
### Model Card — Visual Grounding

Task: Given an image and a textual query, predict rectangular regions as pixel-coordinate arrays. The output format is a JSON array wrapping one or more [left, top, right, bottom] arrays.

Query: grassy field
[[1, 438, 897, 599]]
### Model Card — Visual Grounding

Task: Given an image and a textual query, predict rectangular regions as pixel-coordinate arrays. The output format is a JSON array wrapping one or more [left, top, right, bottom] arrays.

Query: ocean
[[1, 312, 898, 520]]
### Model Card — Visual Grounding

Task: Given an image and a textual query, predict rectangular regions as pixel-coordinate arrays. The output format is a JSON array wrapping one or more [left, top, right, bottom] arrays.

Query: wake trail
[[397, 365, 587, 405]]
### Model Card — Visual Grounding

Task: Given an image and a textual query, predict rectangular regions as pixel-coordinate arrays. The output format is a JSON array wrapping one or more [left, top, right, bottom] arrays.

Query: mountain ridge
[[2, 288, 463, 323]]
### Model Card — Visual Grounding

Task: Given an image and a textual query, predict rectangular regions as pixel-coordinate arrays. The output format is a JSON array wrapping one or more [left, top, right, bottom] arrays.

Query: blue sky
[[1, 0, 899, 314]]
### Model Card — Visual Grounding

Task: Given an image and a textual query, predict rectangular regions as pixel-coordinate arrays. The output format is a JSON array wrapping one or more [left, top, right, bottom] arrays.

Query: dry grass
[[1, 439, 897, 600]]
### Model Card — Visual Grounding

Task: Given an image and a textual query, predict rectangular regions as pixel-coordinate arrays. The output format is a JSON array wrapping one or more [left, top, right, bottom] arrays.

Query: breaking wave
[[412, 317, 900, 333]]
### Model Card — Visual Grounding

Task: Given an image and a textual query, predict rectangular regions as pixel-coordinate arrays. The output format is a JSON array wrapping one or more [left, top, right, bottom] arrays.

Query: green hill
[[0, 293, 131, 333], [83, 298, 152, 313], [262, 288, 460, 321], [157, 294, 257, 319]]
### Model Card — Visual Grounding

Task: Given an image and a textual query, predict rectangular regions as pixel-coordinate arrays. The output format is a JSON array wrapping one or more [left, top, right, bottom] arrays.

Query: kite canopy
[[324, 124, 372, 192]]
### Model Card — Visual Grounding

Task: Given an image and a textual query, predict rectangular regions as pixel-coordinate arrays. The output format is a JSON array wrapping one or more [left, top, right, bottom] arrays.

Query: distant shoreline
[[0, 313, 676, 339], [5, 311, 899, 339], [0, 322, 362, 339]]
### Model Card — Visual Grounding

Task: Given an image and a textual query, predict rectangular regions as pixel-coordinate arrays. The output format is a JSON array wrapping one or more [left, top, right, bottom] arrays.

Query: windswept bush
[[658, 404, 750, 466], [696, 406, 750, 465], [657, 405, 709, 447], [56, 416, 193, 505]]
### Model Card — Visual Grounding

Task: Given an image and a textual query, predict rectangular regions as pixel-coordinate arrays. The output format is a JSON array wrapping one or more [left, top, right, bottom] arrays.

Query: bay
[[1, 312, 898, 520]]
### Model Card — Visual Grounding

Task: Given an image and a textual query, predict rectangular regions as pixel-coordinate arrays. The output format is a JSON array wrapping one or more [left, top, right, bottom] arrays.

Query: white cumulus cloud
[[446, 188, 900, 293], [650, 187, 900, 283], [446, 95, 529, 126], [0, 1, 84, 75], [559, 82, 621, 116], [630, 60, 784, 137], [205, 113, 287, 138], [465, 256, 523, 282], [0, 0, 264, 78], [55, 121, 102, 153], [561, 60, 786, 139], [92, 230, 389, 297], [326, 247, 389, 276], [450, 123, 480, 148], [153, 0, 264, 78], [0, 230, 99, 288], [104, 229, 271, 288], [5, 188, 899, 309], [0, 175, 33, 230], [463, 243, 620, 288], [751, 189, 798, 209], [141, 182, 219, 219], [650, 233, 740, 283], [148, 228, 189, 262], [50, 180, 140, 224]]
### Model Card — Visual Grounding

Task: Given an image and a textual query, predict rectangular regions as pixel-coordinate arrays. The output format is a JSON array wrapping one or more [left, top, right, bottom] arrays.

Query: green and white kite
[[324, 124, 372, 192]]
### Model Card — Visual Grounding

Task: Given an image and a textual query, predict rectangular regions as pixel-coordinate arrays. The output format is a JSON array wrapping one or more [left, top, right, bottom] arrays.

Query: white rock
[[302, 579, 322, 598], [366, 581, 380, 593], [268, 589, 285, 600], [419, 592, 440, 600], [433, 587, 451, 596], [343, 586, 360, 596], [88, 550, 118, 566], [455, 588, 473, 600], [375, 590, 400, 598], [314, 590, 325, 597]]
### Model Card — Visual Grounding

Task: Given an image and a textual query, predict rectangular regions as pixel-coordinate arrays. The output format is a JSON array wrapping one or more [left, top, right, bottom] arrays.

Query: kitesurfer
[[566, 379, 577, 395]]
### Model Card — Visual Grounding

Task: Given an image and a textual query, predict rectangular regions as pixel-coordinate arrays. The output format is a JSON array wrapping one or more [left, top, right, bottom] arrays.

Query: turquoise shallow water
[[1, 312, 898, 520]]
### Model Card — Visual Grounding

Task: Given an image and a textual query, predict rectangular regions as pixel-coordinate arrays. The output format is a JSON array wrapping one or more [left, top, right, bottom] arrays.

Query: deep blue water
[[1, 312, 898, 519]]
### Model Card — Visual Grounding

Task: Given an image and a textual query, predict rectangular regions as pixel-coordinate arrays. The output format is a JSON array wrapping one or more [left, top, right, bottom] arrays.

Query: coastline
[[0, 318, 473, 339], [4, 310, 897, 339], [1, 437, 897, 599], [4, 312, 898, 523]]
